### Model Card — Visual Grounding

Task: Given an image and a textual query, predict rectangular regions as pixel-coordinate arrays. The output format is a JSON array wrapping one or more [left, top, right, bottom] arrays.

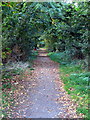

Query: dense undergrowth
[[2, 50, 38, 117], [48, 51, 89, 119]]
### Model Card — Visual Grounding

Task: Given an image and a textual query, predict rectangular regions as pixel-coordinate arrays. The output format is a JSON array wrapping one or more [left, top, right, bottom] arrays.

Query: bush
[[48, 51, 72, 65]]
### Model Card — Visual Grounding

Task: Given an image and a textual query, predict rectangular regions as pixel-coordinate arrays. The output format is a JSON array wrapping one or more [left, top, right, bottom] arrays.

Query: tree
[[2, 2, 89, 63]]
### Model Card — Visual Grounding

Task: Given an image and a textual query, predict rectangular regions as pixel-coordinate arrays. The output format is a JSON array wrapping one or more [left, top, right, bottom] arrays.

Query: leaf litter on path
[[4, 49, 84, 118]]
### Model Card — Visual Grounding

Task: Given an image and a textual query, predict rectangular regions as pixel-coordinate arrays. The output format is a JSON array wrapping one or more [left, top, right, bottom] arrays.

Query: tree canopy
[[2, 2, 89, 64]]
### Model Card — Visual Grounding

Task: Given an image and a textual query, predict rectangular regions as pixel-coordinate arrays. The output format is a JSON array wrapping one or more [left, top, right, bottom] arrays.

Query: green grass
[[60, 65, 89, 117], [48, 52, 89, 119]]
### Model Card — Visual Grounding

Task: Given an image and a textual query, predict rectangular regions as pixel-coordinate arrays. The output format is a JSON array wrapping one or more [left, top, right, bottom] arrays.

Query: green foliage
[[2, 2, 89, 117], [2, 2, 37, 59], [2, 48, 12, 59], [31, 50, 38, 56], [49, 52, 89, 118], [60, 66, 88, 118], [44, 2, 88, 59], [48, 51, 72, 65], [28, 50, 38, 64], [2, 2, 89, 62]]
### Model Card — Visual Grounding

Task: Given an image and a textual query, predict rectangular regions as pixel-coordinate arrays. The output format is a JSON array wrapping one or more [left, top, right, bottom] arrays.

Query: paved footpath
[[10, 49, 82, 118]]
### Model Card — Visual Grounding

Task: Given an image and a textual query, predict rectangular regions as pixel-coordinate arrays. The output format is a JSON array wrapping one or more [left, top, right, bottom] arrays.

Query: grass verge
[[48, 51, 89, 119]]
